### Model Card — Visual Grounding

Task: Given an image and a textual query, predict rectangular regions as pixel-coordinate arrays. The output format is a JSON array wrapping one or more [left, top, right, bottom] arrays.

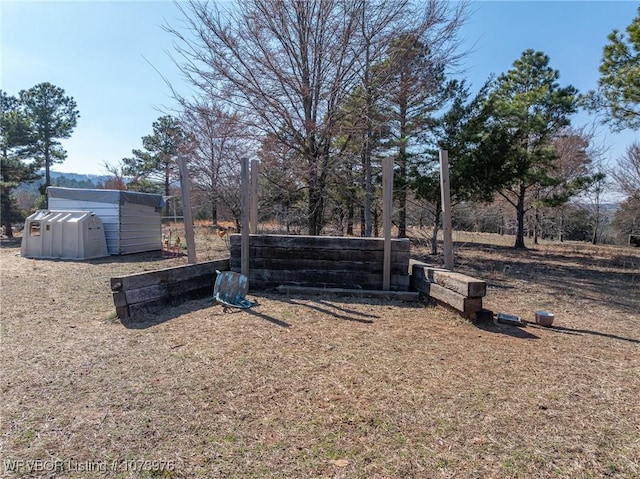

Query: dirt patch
[[1, 233, 639, 478]]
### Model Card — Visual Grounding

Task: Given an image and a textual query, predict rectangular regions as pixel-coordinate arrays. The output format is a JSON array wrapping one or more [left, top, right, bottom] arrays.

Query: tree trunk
[[373, 208, 379, 237], [558, 209, 565, 242], [211, 202, 218, 225], [514, 185, 527, 249], [592, 208, 600, 245], [1, 197, 13, 238], [431, 208, 441, 255], [307, 171, 325, 236], [1, 158, 14, 238], [591, 188, 601, 245], [44, 141, 51, 209]]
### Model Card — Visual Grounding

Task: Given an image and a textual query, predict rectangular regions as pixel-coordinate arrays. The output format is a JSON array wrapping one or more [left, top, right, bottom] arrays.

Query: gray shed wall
[[48, 188, 163, 255]]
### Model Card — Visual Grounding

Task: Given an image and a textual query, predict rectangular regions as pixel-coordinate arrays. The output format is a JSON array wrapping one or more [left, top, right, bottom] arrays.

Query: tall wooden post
[[439, 149, 454, 270], [250, 159, 259, 234], [382, 156, 393, 290], [177, 155, 197, 264], [240, 157, 250, 279]]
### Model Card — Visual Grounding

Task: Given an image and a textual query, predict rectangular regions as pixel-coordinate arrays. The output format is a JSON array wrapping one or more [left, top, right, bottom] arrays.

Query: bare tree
[[99, 161, 128, 190], [611, 142, 640, 199], [168, 0, 365, 235], [547, 126, 605, 243], [381, 1, 467, 238], [352, 0, 409, 237], [258, 133, 307, 233], [182, 100, 248, 225], [610, 142, 640, 244]]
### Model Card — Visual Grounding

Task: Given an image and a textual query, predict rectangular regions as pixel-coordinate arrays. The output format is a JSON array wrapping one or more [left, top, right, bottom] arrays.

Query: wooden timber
[[230, 234, 411, 292], [110, 258, 230, 320], [409, 259, 486, 319], [428, 283, 483, 319]]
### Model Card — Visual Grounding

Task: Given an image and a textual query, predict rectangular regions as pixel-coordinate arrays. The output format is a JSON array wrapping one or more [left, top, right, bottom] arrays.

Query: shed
[[21, 210, 109, 260], [47, 187, 164, 255]]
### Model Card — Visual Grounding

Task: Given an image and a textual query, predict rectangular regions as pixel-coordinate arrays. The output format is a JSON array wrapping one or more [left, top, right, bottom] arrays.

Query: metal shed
[[21, 210, 109, 260], [47, 187, 165, 255]]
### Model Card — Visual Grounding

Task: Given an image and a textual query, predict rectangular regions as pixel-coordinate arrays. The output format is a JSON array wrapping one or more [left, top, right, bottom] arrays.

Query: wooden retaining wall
[[410, 259, 486, 319], [230, 234, 411, 291], [110, 258, 229, 319]]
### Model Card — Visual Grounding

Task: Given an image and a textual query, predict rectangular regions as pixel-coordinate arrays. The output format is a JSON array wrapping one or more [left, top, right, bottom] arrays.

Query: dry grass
[[1, 231, 639, 478]]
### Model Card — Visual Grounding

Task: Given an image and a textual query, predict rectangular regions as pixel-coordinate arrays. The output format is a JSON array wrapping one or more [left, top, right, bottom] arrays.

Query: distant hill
[[17, 171, 111, 194]]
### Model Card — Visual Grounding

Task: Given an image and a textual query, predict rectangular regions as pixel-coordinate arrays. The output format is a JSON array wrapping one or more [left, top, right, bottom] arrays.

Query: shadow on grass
[[451, 243, 640, 315], [244, 307, 291, 328], [119, 296, 294, 330], [118, 297, 215, 329], [474, 320, 540, 340], [285, 297, 376, 324], [527, 322, 640, 344]]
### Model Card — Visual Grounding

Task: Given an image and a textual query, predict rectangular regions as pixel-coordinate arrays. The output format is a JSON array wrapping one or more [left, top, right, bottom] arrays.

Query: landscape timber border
[[110, 237, 487, 322]]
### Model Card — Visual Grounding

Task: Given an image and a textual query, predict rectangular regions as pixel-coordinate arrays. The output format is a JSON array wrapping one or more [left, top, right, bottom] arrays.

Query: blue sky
[[1, 1, 638, 176]]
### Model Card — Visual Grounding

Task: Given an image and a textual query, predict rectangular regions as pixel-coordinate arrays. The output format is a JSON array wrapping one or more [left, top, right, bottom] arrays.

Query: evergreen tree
[[383, 33, 452, 238], [487, 50, 579, 249], [19, 83, 79, 200], [0, 91, 39, 238], [122, 116, 186, 205], [587, 6, 640, 131]]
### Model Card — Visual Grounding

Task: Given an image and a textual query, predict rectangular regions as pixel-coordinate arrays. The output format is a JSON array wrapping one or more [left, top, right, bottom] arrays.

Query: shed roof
[[47, 187, 164, 208]]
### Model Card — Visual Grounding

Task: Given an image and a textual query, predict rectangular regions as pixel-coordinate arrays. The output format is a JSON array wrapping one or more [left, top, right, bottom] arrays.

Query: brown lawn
[[1, 231, 639, 478]]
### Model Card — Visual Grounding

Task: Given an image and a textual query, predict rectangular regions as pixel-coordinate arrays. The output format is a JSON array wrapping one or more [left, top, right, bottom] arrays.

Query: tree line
[[3, 2, 638, 249], [1, 83, 79, 237], [133, 0, 635, 249]]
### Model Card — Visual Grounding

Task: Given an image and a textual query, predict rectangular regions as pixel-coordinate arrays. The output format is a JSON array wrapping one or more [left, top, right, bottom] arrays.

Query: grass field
[[1, 231, 639, 478]]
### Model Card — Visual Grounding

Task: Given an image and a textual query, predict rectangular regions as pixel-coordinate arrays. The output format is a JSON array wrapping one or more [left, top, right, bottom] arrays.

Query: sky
[[1, 0, 639, 176]]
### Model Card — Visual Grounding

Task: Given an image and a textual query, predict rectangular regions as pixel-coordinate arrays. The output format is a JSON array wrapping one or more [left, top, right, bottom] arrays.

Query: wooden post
[[382, 156, 393, 290], [439, 149, 453, 270], [240, 157, 250, 279], [177, 155, 197, 264], [250, 159, 259, 234]]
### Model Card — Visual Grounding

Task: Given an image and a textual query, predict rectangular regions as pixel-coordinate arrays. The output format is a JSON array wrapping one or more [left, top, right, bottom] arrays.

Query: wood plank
[[165, 259, 229, 283], [111, 270, 167, 292], [229, 257, 409, 274], [240, 157, 250, 278], [123, 273, 219, 307], [111, 258, 229, 291], [242, 268, 409, 291], [112, 291, 128, 308], [275, 285, 420, 301], [431, 270, 486, 298], [230, 245, 409, 263], [230, 234, 410, 252], [439, 149, 454, 269], [428, 283, 482, 318], [126, 299, 171, 320], [410, 261, 486, 297], [125, 284, 168, 305], [382, 156, 393, 290], [250, 159, 259, 234], [409, 261, 447, 279]]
